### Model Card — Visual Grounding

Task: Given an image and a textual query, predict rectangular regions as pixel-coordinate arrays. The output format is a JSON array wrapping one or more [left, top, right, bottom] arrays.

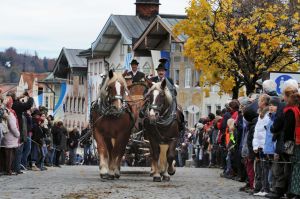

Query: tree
[[174, 0, 300, 98]]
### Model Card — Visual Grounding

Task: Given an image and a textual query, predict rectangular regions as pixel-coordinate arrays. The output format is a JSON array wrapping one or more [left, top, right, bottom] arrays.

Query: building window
[[174, 69, 180, 86], [73, 97, 76, 112], [65, 97, 69, 112], [79, 76, 84, 85], [206, 105, 212, 115], [38, 87, 43, 95], [99, 62, 103, 74], [78, 98, 81, 113], [185, 68, 191, 88], [82, 98, 85, 113], [174, 56, 181, 63], [45, 96, 49, 108], [216, 105, 221, 111], [70, 98, 73, 112], [90, 63, 94, 75], [184, 57, 189, 63], [171, 43, 182, 52], [194, 70, 200, 87]]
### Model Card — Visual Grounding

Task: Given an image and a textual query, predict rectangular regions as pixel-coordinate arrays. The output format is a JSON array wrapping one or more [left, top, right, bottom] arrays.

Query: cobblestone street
[[0, 166, 256, 199]]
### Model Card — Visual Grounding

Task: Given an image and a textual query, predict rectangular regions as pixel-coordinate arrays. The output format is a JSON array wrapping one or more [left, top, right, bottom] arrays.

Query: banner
[[124, 53, 132, 71], [53, 82, 67, 120]]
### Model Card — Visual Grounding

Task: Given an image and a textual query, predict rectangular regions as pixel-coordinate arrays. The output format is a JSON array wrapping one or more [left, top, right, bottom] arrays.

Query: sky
[[0, 0, 189, 59]]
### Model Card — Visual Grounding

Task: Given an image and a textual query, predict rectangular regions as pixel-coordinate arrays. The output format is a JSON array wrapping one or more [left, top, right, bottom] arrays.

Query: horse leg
[[105, 137, 114, 180], [159, 144, 170, 182], [109, 133, 130, 179], [94, 130, 109, 179], [148, 136, 161, 182], [167, 140, 177, 176]]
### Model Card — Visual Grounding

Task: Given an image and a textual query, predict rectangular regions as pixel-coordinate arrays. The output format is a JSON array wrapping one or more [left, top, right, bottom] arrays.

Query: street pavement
[[0, 166, 256, 199]]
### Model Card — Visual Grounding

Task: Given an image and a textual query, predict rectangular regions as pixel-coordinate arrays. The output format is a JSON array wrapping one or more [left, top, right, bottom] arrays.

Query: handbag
[[284, 140, 295, 155]]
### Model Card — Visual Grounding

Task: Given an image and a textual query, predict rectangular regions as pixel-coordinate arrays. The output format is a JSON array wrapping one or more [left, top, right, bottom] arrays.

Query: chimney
[[135, 0, 160, 20]]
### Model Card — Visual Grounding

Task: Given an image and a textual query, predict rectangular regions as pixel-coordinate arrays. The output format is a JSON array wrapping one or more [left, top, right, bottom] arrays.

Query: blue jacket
[[264, 113, 276, 154]]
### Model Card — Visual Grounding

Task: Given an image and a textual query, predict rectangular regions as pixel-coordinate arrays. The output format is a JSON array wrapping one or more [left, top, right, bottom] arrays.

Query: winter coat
[[1, 111, 20, 148], [243, 105, 259, 160], [67, 130, 80, 149], [263, 113, 275, 154], [252, 109, 270, 151], [12, 97, 33, 135], [31, 120, 45, 145]]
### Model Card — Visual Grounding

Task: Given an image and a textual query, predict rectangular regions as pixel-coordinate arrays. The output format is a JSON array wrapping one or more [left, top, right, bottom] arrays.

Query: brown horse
[[90, 70, 134, 180], [143, 79, 181, 182]]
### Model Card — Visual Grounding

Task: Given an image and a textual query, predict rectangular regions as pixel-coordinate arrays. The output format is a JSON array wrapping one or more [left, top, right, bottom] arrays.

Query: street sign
[[187, 105, 200, 114], [270, 72, 300, 94]]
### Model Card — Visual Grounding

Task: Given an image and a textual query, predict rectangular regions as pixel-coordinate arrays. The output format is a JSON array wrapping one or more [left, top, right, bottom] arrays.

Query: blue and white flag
[[124, 53, 132, 71]]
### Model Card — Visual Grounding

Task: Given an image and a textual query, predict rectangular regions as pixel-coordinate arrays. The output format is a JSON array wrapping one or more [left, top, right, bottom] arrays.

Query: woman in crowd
[[0, 96, 20, 175], [67, 128, 80, 165], [283, 85, 300, 198], [253, 94, 271, 196]]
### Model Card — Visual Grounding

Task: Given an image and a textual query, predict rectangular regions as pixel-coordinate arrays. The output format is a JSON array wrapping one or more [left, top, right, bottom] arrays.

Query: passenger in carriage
[[149, 58, 177, 96], [122, 59, 145, 83]]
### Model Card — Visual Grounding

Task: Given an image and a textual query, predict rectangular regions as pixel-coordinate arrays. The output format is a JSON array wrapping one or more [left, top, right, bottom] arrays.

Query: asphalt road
[[0, 166, 256, 199]]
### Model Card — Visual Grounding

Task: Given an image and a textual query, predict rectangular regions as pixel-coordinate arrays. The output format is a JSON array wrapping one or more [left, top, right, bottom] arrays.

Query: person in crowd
[[21, 109, 32, 170], [122, 59, 145, 83], [0, 91, 6, 147], [67, 128, 80, 165], [52, 121, 63, 167], [7, 91, 33, 174], [0, 96, 20, 175], [263, 96, 280, 195], [45, 115, 54, 166], [240, 103, 259, 193], [60, 123, 68, 165], [80, 124, 92, 165], [253, 94, 271, 196], [30, 109, 44, 171], [282, 85, 300, 198]]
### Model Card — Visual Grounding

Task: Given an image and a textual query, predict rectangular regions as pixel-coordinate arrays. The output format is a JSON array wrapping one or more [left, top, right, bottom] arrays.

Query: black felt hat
[[130, 59, 139, 65], [155, 58, 168, 71]]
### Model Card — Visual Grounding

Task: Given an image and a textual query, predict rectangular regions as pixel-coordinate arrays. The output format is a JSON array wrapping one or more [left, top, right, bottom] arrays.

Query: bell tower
[[135, 0, 160, 20]]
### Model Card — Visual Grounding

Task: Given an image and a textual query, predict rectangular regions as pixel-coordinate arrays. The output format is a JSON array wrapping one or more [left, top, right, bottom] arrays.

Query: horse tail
[[159, 144, 169, 173]]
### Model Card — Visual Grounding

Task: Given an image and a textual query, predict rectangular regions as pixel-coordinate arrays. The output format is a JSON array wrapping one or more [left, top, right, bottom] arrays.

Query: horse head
[[100, 69, 128, 110], [145, 79, 172, 122]]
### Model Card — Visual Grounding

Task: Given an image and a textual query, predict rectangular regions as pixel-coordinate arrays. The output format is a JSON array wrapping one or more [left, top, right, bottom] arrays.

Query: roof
[[133, 14, 187, 51], [39, 73, 67, 84], [62, 48, 87, 68], [53, 47, 87, 78], [91, 15, 150, 55], [20, 72, 49, 90], [159, 15, 188, 41], [0, 83, 18, 95]]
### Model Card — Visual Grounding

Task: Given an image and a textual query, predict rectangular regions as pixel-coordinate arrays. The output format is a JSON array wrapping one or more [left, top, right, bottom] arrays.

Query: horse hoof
[[150, 172, 154, 177], [153, 176, 162, 182], [100, 174, 109, 179], [115, 174, 120, 179], [108, 175, 115, 180], [162, 176, 170, 182], [168, 170, 176, 176]]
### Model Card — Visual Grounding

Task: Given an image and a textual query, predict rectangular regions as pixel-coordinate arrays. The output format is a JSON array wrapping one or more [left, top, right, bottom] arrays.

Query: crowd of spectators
[[0, 90, 95, 177], [176, 79, 300, 199]]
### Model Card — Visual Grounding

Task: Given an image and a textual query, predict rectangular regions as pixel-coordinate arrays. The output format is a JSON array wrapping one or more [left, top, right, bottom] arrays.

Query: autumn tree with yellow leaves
[[174, 0, 300, 98]]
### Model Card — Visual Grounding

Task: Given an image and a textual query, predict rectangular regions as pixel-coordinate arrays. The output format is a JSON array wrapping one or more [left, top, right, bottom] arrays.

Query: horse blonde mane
[[100, 72, 128, 99], [147, 82, 172, 105]]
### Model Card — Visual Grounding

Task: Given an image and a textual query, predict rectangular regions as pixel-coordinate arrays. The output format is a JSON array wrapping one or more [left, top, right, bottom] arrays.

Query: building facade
[[53, 48, 88, 131]]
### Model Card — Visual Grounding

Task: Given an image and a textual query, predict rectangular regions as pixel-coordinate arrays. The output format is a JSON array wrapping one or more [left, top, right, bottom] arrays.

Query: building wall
[[63, 71, 88, 132]]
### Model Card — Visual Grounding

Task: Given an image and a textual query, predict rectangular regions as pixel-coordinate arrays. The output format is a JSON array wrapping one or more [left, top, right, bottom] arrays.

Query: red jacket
[[284, 106, 300, 145]]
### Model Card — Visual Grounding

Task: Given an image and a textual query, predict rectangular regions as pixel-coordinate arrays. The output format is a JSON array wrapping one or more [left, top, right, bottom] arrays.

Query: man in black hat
[[150, 58, 174, 85], [123, 59, 145, 83]]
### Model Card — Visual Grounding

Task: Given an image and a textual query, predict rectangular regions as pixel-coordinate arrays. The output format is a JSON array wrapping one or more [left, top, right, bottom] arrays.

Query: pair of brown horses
[[90, 70, 182, 182]]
